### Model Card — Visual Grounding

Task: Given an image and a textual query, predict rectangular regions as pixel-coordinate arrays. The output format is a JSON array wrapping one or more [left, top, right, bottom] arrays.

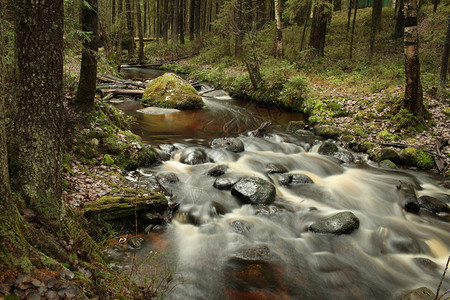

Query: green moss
[[357, 140, 378, 153], [142, 73, 204, 109], [103, 154, 115, 166], [378, 129, 400, 141], [314, 125, 341, 139], [442, 107, 450, 118], [400, 147, 435, 169]]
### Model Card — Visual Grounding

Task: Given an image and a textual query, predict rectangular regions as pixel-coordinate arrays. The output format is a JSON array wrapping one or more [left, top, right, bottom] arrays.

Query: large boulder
[[314, 125, 341, 139], [231, 177, 276, 205], [309, 211, 360, 234], [318, 142, 338, 155], [180, 147, 210, 165], [142, 73, 204, 109], [418, 195, 450, 214]]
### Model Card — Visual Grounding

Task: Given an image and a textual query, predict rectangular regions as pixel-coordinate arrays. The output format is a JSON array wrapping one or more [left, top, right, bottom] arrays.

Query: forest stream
[[108, 68, 450, 300]]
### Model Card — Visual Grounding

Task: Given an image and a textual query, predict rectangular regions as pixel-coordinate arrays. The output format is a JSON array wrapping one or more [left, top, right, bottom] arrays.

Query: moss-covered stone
[[379, 160, 397, 169], [142, 73, 204, 109], [84, 194, 168, 221], [286, 121, 306, 132], [314, 125, 341, 139], [400, 147, 435, 169], [443, 107, 450, 118], [370, 147, 401, 163], [103, 154, 114, 166], [318, 142, 338, 155], [356, 140, 378, 153]]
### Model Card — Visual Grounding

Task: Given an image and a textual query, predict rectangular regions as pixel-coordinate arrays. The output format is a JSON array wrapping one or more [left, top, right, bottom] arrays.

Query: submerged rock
[[213, 176, 242, 190], [318, 142, 338, 156], [400, 287, 435, 300], [180, 147, 210, 165], [231, 177, 276, 205], [265, 163, 288, 174], [397, 182, 420, 214], [309, 211, 360, 234], [156, 172, 179, 184], [211, 137, 245, 153], [142, 73, 204, 109], [286, 121, 306, 132], [290, 174, 314, 184], [230, 220, 253, 234]]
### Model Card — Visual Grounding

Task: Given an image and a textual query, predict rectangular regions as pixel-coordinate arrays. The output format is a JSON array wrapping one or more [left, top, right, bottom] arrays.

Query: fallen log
[[99, 89, 144, 97], [97, 74, 146, 88], [250, 121, 272, 137], [120, 63, 163, 69], [84, 194, 168, 221]]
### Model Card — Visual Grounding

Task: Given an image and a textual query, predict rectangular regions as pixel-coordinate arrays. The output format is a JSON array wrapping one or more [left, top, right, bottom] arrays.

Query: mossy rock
[[400, 147, 435, 169], [286, 121, 306, 132], [84, 194, 168, 221], [370, 147, 401, 163], [142, 73, 204, 109], [443, 107, 450, 118], [314, 125, 341, 139], [379, 160, 397, 169], [318, 142, 338, 155], [356, 140, 378, 153], [115, 146, 159, 170]]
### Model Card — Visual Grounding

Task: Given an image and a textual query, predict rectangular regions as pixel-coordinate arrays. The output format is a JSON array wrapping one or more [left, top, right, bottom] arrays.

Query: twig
[[435, 256, 450, 300]]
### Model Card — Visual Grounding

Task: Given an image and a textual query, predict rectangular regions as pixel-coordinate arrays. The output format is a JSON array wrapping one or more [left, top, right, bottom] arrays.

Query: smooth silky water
[[112, 68, 450, 299]]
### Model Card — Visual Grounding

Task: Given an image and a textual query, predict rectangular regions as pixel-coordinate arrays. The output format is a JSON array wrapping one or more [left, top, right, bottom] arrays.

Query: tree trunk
[[136, 0, 144, 63], [346, 0, 353, 35], [433, 0, 438, 13], [77, 0, 99, 112], [439, 15, 450, 91], [112, 0, 116, 24], [189, 0, 195, 40], [235, 0, 244, 60], [172, 0, 179, 46], [334, 0, 342, 11], [369, 0, 382, 57], [12, 0, 64, 219], [125, 0, 135, 54], [349, 0, 357, 59], [143, 0, 148, 35], [309, 0, 331, 58], [300, 0, 312, 51], [274, 0, 283, 59], [180, 0, 185, 44], [163, 0, 169, 43], [394, 0, 404, 38], [403, 0, 424, 116]]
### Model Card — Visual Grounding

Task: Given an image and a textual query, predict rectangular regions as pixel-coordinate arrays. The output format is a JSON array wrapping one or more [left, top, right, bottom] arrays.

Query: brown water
[[112, 69, 450, 300]]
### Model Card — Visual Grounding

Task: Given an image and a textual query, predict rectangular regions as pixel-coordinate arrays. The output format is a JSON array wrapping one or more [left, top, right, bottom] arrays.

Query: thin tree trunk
[[439, 15, 450, 90], [13, 0, 64, 219], [346, 0, 353, 35], [180, 0, 185, 44], [403, 0, 424, 116], [136, 0, 144, 62], [143, 0, 148, 35], [334, 0, 342, 11], [394, 0, 404, 38], [369, 0, 382, 57], [163, 0, 169, 43], [274, 0, 283, 58], [172, 0, 179, 46], [112, 0, 116, 24], [157, 0, 161, 43], [349, 0, 357, 59], [235, 0, 244, 60], [300, 0, 312, 51], [433, 0, 439, 12], [125, 0, 135, 55], [77, 0, 99, 112], [189, 0, 195, 40]]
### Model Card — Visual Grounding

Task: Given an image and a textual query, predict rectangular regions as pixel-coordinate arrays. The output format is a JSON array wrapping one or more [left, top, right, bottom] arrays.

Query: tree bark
[[369, 0, 382, 57], [136, 0, 144, 63], [439, 15, 450, 90], [394, 0, 405, 38], [12, 0, 64, 219], [235, 0, 244, 60], [309, 0, 332, 58], [334, 0, 342, 11], [172, 0, 179, 46], [274, 0, 283, 59], [346, 0, 353, 35], [125, 0, 135, 54], [77, 0, 99, 112], [300, 0, 312, 51], [189, 0, 195, 40], [349, 0, 357, 59], [180, 0, 185, 44], [403, 0, 424, 116]]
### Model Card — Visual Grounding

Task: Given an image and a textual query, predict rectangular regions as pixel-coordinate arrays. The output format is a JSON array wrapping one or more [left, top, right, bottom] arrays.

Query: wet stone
[[156, 172, 179, 184], [400, 287, 435, 300], [290, 174, 314, 184], [334, 150, 354, 164], [418, 195, 450, 214], [413, 257, 439, 273], [230, 220, 252, 234], [231, 177, 276, 205], [309, 211, 360, 235], [265, 163, 288, 174], [180, 147, 210, 165], [213, 176, 241, 190], [207, 164, 228, 177], [128, 236, 144, 249], [318, 142, 338, 156], [270, 173, 291, 186], [59, 269, 75, 280], [235, 245, 272, 261], [211, 137, 245, 153]]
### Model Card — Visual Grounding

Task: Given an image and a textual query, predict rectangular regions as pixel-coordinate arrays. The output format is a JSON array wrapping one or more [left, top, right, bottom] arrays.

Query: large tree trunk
[[235, 0, 244, 60], [136, 0, 144, 63], [76, 0, 99, 112], [439, 15, 450, 90], [309, 0, 331, 58], [12, 0, 64, 219], [403, 0, 424, 116], [274, 0, 283, 59]]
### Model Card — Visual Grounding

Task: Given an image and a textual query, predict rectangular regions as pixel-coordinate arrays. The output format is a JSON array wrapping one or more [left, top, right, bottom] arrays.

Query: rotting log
[[99, 89, 144, 97], [84, 194, 168, 221]]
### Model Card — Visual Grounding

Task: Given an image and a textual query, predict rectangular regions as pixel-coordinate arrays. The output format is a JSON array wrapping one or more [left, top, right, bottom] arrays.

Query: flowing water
[[113, 68, 450, 299]]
